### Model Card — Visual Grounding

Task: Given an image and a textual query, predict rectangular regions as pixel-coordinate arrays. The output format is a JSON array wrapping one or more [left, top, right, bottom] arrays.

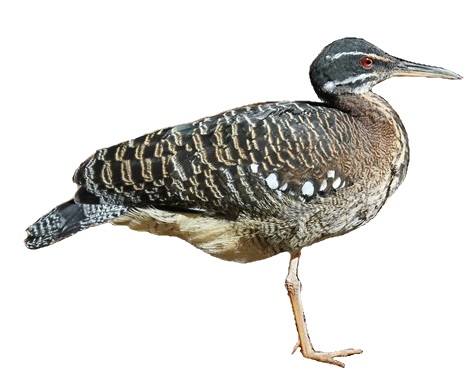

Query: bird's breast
[[271, 94, 411, 252]]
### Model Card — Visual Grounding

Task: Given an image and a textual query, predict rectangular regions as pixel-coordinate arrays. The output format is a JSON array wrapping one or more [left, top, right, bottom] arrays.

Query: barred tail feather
[[25, 199, 128, 250]]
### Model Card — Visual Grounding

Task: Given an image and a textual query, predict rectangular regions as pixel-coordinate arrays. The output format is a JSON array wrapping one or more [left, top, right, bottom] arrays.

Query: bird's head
[[310, 37, 462, 99]]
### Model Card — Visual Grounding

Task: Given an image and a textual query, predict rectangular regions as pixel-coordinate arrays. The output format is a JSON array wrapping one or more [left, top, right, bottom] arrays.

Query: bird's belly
[[113, 208, 276, 263], [112, 176, 394, 263], [271, 181, 389, 253]]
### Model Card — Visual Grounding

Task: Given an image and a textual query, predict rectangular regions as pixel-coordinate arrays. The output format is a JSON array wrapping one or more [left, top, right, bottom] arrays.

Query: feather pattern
[[74, 101, 363, 217]]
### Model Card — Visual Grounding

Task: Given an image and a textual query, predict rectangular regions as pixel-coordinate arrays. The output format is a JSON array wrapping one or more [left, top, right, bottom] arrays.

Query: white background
[[0, 1, 471, 383]]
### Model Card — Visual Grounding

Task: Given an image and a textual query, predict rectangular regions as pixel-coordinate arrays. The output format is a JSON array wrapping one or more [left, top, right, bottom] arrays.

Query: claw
[[291, 340, 301, 354], [300, 348, 363, 368]]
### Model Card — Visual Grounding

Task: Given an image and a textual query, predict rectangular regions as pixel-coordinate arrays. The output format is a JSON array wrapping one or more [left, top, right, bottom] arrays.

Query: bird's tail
[[25, 199, 128, 250]]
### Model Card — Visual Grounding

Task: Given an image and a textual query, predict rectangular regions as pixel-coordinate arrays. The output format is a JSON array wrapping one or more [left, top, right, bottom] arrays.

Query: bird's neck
[[324, 91, 406, 139], [327, 91, 410, 197], [324, 91, 397, 120]]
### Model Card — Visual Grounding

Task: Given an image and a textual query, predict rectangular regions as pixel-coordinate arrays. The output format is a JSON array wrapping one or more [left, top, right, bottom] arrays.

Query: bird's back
[[75, 101, 360, 215]]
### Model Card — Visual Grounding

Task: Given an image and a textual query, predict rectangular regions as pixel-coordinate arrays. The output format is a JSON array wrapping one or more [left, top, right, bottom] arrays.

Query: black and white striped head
[[310, 37, 461, 98]]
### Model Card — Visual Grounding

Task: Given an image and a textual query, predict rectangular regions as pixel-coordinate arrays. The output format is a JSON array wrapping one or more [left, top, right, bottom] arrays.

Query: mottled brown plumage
[[25, 37, 461, 367], [88, 93, 406, 263]]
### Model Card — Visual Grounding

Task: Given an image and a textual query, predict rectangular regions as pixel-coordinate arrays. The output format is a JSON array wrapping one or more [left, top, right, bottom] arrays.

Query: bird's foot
[[292, 340, 362, 368]]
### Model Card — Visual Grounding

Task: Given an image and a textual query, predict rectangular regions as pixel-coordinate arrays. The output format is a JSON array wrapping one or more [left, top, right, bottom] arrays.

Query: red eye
[[361, 56, 374, 69]]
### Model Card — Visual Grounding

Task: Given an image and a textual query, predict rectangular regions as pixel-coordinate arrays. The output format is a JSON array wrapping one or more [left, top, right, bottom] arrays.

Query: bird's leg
[[285, 251, 362, 367]]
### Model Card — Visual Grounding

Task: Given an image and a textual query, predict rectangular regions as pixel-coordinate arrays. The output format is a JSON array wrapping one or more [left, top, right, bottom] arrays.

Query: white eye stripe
[[334, 73, 378, 86], [325, 51, 386, 61], [322, 73, 378, 93], [326, 51, 367, 60]]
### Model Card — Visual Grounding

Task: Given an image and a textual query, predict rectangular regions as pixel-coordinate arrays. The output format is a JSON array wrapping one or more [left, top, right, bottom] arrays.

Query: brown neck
[[326, 92, 397, 119], [327, 92, 406, 140], [328, 91, 410, 195]]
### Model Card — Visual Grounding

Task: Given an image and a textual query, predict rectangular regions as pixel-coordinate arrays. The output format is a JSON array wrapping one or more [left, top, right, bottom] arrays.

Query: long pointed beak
[[393, 58, 462, 80]]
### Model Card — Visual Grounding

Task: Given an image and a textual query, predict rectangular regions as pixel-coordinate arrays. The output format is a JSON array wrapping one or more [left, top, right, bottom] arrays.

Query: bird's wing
[[74, 101, 358, 218]]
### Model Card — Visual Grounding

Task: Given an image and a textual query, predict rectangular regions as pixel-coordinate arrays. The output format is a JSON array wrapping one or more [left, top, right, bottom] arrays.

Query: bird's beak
[[392, 58, 462, 80]]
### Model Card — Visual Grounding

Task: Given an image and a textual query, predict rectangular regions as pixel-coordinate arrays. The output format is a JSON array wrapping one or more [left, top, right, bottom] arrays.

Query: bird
[[25, 37, 461, 367]]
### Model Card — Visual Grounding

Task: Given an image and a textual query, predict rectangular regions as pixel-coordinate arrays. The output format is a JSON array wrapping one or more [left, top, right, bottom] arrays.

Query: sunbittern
[[25, 38, 461, 367]]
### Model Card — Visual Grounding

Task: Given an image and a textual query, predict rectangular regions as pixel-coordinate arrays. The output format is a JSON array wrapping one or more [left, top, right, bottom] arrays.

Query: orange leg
[[285, 251, 362, 367]]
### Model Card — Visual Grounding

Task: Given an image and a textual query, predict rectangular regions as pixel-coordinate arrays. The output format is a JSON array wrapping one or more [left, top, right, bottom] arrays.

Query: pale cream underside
[[112, 208, 272, 263]]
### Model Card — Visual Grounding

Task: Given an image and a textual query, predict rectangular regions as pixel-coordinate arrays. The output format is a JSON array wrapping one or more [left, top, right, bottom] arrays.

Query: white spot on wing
[[302, 181, 315, 197], [319, 179, 328, 192], [333, 177, 342, 189], [327, 170, 335, 178], [250, 163, 259, 173], [265, 173, 279, 190], [279, 182, 288, 191]]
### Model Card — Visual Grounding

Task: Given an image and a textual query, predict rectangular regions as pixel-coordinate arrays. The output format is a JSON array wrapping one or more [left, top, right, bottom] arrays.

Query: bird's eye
[[361, 57, 374, 69]]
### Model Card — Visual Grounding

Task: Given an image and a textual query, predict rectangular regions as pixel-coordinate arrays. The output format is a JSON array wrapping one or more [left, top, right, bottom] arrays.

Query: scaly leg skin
[[285, 251, 363, 368]]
